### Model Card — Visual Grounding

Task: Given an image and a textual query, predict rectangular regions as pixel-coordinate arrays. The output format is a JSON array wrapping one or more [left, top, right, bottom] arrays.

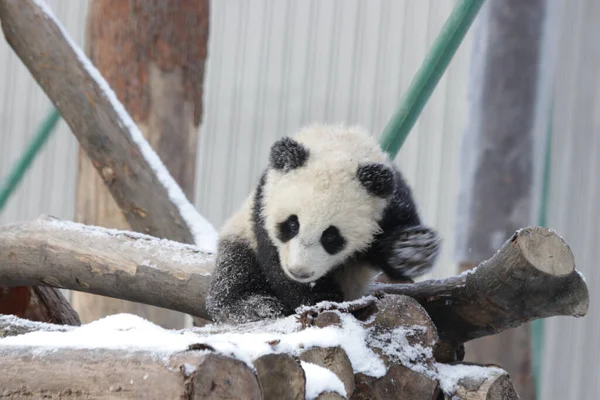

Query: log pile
[[0, 0, 590, 398], [0, 217, 589, 399], [1, 293, 521, 399]]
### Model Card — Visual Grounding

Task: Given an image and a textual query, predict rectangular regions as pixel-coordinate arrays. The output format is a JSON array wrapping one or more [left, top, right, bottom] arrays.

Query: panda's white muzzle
[[282, 239, 332, 283]]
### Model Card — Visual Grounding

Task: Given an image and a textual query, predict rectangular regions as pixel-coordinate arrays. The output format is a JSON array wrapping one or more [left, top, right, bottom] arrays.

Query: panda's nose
[[288, 268, 314, 280]]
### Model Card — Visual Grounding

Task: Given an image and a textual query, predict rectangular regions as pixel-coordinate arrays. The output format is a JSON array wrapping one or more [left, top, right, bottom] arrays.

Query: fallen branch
[[372, 226, 589, 344], [0, 0, 216, 249], [0, 215, 214, 319], [0, 217, 589, 345]]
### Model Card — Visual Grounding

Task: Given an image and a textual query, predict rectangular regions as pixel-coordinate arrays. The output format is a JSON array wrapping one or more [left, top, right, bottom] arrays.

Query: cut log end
[[515, 226, 575, 276]]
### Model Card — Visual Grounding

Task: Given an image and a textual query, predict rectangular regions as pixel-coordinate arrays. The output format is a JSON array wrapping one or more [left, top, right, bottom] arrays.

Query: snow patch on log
[[45, 218, 214, 269], [301, 361, 347, 399], [434, 362, 505, 394], [31, 0, 217, 253]]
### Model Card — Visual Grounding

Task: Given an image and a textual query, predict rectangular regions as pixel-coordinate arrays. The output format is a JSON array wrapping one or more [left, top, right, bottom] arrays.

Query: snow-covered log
[[372, 226, 589, 344], [0, 215, 213, 319], [0, 347, 262, 399], [0, 216, 588, 348], [0, 0, 217, 252], [0, 296, 518, 399]]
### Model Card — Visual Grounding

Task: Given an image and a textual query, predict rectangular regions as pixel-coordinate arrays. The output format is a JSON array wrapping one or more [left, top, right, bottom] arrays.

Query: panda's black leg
[[378, 225, 442, 280], [206, 240, 287, 324]]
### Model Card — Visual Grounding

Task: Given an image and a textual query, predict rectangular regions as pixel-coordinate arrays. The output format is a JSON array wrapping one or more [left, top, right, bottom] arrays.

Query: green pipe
[[379, 0, 486, 159], [0, 108, 61, 212]]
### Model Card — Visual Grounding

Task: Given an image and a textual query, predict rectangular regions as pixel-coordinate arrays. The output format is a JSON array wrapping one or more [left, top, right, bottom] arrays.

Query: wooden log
[[0, 217, 589, 344], [350, 365, 441, 400], [300, 347, 355, 398], [0, 348, 262, 399], [0, 315, 72, 338], [0, 0, 214, 247], [372, 226, 589, 344], [0, 286, 80, 327], [0, 215, 214, 320], [254, 353, 306, 400], [441, 363, 519, 400], [71, 0, 210, 329]]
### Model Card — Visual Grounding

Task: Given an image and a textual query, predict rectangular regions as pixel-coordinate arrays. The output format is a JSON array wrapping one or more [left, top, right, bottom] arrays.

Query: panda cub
[[206, 124, 441, 324]]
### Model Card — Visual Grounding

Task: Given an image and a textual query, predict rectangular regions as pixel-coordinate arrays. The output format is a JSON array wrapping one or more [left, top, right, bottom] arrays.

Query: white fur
[[262, 124, 392, 283], [219, 189, 258, 251]]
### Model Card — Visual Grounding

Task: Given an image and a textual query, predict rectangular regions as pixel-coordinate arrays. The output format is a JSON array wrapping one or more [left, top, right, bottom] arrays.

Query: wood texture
[[0, 348, 262, 399], [0, 0, 198, 245], [0, 215, 214, 319], [0, 217, 589, 344], [372, 226, 589, 344], [448, 364, 520, 400], [70, 0, 210, 327], [254, 353, 306, 400]]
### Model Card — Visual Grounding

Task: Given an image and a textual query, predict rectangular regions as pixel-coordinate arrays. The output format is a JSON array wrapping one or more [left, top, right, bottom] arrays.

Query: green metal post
[[532, 101, 554, 397], [0, 108, 61, 212], [379, 0, 486, 159]]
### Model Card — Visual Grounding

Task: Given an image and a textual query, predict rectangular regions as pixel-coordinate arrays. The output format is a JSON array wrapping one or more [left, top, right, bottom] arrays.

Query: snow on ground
[[32, 0, 218, 253]]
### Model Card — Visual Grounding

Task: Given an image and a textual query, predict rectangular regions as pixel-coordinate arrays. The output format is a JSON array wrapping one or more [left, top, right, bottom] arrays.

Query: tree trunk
[[71, 0, 210, 329], [454, 0, 550, 398]]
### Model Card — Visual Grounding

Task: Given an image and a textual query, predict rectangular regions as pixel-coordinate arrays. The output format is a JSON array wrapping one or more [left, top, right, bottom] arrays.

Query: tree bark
[[373, 226, 588, 345], [0, 347, 262, 399], [454, 0, 551, 398], [0, 215, 213, 320], [0, 0, 213, 247], [68, 0, 210, 328], [443, 364, 520, 400]]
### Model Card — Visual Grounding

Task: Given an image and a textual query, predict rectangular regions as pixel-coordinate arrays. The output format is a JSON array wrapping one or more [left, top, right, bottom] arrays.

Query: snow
[[366, 325, 433, 375], [45, 218, 214, 271], [301, 361, 347, 399], [0, 310, 508, 398], [32, 0, 218, 253], [434, 362, 504, 395]]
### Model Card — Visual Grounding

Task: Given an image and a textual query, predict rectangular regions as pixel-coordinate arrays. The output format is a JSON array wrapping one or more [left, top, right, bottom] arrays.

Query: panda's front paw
[[386, 225, 442, 279], [208, 294, 287, 324]]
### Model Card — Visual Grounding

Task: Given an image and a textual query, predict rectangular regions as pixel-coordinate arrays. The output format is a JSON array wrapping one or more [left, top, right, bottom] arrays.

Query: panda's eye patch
[[321, 226, 345, 254], [277, 215, 300, 242]]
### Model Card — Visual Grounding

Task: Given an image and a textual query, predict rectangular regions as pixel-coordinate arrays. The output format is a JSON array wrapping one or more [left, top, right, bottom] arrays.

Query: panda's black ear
[[270, 137, 309, 172], [357, 163, 395, 197]]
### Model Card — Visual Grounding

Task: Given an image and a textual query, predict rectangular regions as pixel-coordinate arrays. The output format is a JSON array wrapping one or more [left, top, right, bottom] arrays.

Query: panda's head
[[262, 124, 396, 283]]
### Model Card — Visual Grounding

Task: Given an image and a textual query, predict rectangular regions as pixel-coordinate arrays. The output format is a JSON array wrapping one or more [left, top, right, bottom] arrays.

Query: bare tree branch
[[0, 0, 215, 248], [0, 217, 588, 346]]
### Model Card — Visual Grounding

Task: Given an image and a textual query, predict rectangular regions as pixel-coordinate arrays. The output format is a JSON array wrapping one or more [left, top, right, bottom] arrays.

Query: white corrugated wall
[[0, 1, 85, 226], [196, 0, 474, 279], [1, 0, 473, 280], [540, 0, 600, 398]]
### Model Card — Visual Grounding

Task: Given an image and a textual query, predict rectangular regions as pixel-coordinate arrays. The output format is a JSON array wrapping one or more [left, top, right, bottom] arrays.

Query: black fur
[[363, 169, 441, 280], [320, 226, 346, 255], [206, 162, 441, 324], [357, 163, 395, 197], [270, 137, 310, 172]]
